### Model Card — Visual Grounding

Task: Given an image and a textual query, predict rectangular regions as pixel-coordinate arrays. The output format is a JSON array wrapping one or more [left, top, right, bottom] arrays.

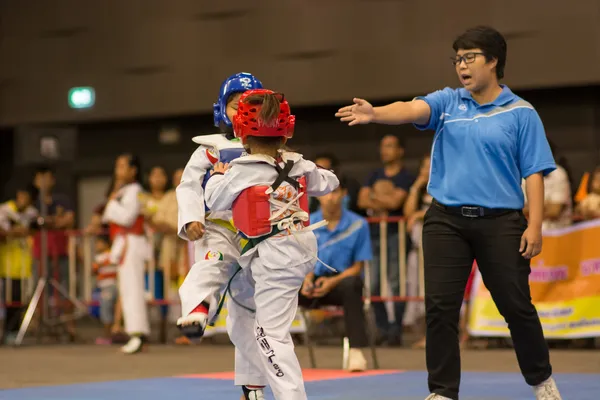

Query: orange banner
[[469, 220, 600, 338]]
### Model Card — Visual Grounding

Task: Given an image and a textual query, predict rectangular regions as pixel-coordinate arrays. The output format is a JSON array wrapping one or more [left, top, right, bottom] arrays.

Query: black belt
[[432, 199, 516, 218]]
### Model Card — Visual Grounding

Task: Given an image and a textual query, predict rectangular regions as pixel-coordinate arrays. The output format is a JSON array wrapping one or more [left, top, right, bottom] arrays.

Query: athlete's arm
[[302, 160, 340, 197], [204, 166, 246, 212], [176, 146, 212, 240]]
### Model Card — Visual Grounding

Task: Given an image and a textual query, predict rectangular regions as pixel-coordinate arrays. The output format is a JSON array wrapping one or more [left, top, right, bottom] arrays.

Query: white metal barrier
[[3, 218, 426, 316]]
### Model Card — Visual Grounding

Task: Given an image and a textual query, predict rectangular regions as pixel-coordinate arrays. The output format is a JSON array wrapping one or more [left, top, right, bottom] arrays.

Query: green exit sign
[[68, 87, 95, 109]]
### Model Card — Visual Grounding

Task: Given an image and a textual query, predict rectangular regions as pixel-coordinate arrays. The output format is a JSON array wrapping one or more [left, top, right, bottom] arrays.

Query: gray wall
[[1, 0, 599, 125]]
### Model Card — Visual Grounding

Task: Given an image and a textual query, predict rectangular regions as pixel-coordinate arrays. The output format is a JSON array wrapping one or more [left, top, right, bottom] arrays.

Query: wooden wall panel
[[0, 0, 598, 125]]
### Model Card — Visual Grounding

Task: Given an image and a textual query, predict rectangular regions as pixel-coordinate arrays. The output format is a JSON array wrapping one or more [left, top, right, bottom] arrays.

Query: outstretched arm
[[336, 98, 431, 126]]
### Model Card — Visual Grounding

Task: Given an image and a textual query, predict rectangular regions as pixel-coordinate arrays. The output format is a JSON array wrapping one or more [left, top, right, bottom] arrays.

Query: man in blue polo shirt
[[336, 26, 561, 400], [298, 176, 372, 372]]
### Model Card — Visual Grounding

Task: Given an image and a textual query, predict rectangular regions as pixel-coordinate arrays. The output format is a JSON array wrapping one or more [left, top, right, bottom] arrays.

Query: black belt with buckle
[[432, 199, 516, 218]]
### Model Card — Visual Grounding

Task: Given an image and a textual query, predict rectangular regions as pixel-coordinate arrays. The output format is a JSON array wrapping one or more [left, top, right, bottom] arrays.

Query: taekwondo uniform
[[102, 181, 150, 353], [206, 151, 339, 400], [204, 88, 339, 400], [176, 73, 269, 393]]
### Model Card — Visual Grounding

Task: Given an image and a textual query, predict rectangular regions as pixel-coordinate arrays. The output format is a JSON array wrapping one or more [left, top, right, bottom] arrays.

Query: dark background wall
[[1, 1, 599, 213], [1, 0, 599, 125]]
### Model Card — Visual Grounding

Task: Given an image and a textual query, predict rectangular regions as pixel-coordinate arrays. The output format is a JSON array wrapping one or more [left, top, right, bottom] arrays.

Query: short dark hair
[[16, 183, 38, 199], [383, 133, 404, 149], [97, 234, 111, 245], [34, 164, 55, 176], [314, 153, 339, 169], [452, 26, 507, 80]]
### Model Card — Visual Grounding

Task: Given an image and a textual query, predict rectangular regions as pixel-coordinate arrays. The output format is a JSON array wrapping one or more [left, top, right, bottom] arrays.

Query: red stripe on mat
[[178, 369, 404, 382]]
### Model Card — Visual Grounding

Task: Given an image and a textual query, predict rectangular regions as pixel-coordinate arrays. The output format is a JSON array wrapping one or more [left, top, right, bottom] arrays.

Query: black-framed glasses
[[451, 52, 485, 66]]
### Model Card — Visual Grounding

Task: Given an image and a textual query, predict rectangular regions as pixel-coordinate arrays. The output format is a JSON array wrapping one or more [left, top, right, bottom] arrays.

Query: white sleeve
[[102, 184, 141, 227], [204, 167, 247, 212], [545, 168, 570, 204], [300, 159, 340, 197], [176, 146, 213, 240]]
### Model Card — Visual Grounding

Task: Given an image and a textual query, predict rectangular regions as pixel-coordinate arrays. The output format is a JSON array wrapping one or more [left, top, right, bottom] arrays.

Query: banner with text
[[469, 220, 600, 339]]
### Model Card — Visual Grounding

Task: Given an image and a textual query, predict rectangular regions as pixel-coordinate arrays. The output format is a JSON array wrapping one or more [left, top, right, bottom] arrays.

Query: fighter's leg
[[252, 258, 312, 400], [177, 221, 239, 338], [226, 267, 268, 397], [117, 236, 151, 354]]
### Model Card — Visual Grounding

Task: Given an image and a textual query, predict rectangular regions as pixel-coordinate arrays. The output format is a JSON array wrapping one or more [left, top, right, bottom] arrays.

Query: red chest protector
[[109, 215, 145, 239], [232, 161, 309, 239]]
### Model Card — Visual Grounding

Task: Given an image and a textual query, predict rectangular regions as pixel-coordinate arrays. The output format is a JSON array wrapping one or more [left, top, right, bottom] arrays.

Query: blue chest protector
[[201, 148, 246, 189]]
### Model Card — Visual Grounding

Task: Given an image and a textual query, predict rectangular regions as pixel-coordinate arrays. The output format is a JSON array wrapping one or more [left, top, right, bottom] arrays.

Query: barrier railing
[[2, 218, 426, 313]]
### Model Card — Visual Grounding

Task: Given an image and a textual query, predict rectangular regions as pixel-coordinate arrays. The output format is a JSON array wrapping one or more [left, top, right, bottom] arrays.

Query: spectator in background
[[0, 185, 38, 345], [358, 134, 415, 345], [92, 235, 118, 345], [310, 153, 362, 215], [402, 154, 431, 333], [298, 176, 372, 371], [139, 165, 169, 333], [32, 165, 77, 340], [85, 178, 123, 235], [522, 143, 572, 230], [150, 168, 189, 344], [140, 165, 169, 217], [576, 166, 600, 220]]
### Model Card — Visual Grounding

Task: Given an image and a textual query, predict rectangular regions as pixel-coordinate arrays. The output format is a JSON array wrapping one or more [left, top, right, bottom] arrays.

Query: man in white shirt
[[523, 164, 572, 231]]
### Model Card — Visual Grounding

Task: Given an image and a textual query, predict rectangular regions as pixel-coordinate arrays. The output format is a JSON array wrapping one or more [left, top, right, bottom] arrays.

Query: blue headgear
[[213, 72, 263, 128]]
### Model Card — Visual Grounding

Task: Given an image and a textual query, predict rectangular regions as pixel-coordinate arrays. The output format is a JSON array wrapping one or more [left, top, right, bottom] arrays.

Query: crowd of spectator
[[0, 136, 598, 362]]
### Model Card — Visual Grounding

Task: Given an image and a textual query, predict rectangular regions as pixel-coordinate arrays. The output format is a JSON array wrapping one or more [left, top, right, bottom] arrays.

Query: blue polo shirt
[[310, 209, 372, 277], [413, 85, 556, 209]]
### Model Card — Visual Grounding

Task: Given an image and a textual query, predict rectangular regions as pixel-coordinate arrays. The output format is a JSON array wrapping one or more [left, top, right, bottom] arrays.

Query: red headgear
[[233, 89, 295, 144]]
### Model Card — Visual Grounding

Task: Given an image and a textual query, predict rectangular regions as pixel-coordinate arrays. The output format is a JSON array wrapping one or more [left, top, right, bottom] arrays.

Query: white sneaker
[[424, 394, 453, 400], [534, 377, 562, 400], [346, 348, 368, 372], [176, 312, 207, 340], [120, 336, 145, 354], [241, 386, 265, 400]]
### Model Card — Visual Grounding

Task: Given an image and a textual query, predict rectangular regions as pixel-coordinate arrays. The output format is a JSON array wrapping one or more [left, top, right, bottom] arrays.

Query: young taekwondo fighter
[[176, 73, 269, 400], [176, 72, 263, 335], [205, 89, 339, 400], [102, 154, 150, 354]]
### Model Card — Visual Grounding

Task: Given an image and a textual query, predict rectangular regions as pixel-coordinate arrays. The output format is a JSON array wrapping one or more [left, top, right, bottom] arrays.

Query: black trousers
[[2, 278, 23, 337], [298, 275, 368, 348], [423, 203, 552, 400]]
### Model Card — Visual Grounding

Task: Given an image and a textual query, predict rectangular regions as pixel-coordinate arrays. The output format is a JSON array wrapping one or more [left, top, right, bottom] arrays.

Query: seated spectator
[[357, 134, 415, 345], [298, 177, 372, 372], [0, 185, 38, 345], [522, 159, 572, 230], [310, 153, 362, 215], [92, 235, 118, 345], [576, 166, 600, 220]]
